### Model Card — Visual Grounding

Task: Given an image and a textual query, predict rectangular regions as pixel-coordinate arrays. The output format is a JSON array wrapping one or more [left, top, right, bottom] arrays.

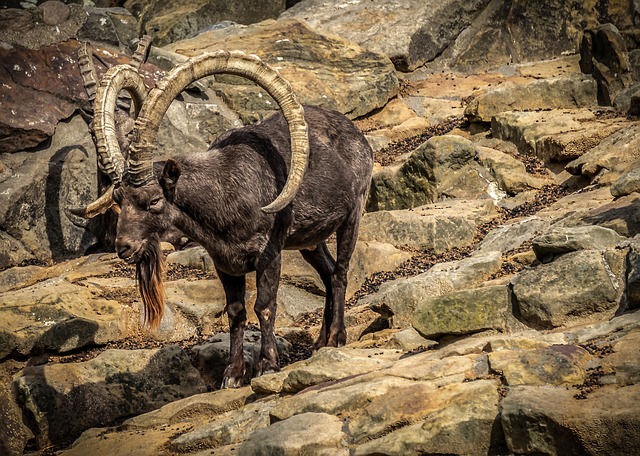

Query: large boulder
[[125, 0, 287, 46], [368, 135, 490, 211], [280, 0, 493, 72], [512, 249, 627, 329], [366, 251, 502, 328], [412, 285, 511, 339], [433, 0, 601, 72], [14, 346, 207, 448], [567, 122, 640, 186], [580, 23, 633, 105], [359, 199, 497, 251], [491, 109, 625, 163], [501, 384, 640, 455], [164, 19, 398, 119]]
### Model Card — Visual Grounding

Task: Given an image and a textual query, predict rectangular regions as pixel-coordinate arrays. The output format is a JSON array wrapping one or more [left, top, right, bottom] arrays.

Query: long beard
[[135, 235, 166, 328]]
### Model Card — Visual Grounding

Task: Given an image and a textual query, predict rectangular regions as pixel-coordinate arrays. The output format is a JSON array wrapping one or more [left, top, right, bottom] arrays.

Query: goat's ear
[[160, 159, 181, 202]]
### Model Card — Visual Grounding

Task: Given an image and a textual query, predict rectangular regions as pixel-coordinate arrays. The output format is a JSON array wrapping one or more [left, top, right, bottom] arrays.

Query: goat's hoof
[[221, 375, 244, 389], [256, 360, 280, 377]]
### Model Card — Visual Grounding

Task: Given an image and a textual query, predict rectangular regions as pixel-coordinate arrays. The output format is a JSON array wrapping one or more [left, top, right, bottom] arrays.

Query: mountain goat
[[73, 46, 373, 387]]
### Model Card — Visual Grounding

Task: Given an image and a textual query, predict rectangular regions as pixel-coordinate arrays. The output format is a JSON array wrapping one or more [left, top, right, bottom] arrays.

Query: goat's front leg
[[218, 270, 247, 389], [254, 253, 282, 376]]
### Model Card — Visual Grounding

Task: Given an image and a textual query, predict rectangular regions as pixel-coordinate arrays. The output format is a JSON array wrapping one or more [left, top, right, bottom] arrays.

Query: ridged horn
[[78, 42, 98, 102], [130, 35, 153, 70], [130, 50, 309, 213], [94, 64, 149, 184], [72, 64, 150, 218]]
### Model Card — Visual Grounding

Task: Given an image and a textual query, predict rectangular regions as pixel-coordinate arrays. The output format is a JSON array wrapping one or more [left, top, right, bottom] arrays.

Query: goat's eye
[[148, 198, 164, 213]]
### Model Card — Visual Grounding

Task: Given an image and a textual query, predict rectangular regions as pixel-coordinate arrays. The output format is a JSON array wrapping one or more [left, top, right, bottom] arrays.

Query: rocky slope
[[1, 1, 640, 455]]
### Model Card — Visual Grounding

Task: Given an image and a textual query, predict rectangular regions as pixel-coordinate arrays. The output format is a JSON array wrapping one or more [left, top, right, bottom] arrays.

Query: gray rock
[[14, 346, 206, 447], [170, 399, 276, 453], [567, 123, 640, 186], [492, 109, 623, 162], [360, 199, 497, 251], [488, 344, 592, 386], [625, 239, 640, 310], [239, 412, 348, 456], [532, 225, 625, 262], [501, 384, 640, 455], [435, 0, 606, 73], [354, 379, 503, 455], [366, 251, 502, 328], [126, 0, 286, 46], [78, 7, 139, 51], [477, 216, 549, 255], [368, 134, 497, 211], [580, 23, 633, 105], [476, 146, 549, 194], [192, 331, 292, 388], [412, 285, 510, 339], [512, 249, 627, 328], [466, 74, 598, 123]]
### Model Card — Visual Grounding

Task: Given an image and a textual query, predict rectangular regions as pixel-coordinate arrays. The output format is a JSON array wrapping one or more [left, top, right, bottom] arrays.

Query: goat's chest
[[201, 237, 264, 275]]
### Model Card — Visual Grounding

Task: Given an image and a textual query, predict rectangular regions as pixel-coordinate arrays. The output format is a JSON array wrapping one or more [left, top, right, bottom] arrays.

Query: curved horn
[[130, 35, 153, 70], [73, 64, 150, 218], [130, 50, 309, 213], [94, 64, 149, 182], [78, 42, 98, 103]]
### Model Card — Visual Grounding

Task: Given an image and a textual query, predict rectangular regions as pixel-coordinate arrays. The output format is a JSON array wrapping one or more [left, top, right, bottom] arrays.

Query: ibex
[[73, 43, 373, 388]]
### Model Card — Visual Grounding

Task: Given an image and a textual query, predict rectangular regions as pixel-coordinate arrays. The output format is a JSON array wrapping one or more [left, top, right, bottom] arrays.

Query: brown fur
[[135, 235, 165, 328]]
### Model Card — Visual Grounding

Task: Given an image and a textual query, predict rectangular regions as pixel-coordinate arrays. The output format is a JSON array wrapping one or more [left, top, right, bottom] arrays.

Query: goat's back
[[175, 106, 373, 252]]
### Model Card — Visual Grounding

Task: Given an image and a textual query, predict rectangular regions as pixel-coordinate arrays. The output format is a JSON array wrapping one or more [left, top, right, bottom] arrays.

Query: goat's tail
[[136, 235, 166, 329]]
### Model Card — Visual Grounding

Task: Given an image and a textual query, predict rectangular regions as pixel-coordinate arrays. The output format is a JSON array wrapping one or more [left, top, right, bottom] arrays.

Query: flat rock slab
[[492, 109, 625, 162], [465, 74, 597, 123], [239, 412, 348, 456], [0, 268, 134, 359], [354, 379, 502, 455], [488, 345, 592, 386], [412, 284, 510, 339], [360, 199, 498, 251], [567, 121, 640, 185], [165, 19, 398, 119], [365, 251, 502, 328]]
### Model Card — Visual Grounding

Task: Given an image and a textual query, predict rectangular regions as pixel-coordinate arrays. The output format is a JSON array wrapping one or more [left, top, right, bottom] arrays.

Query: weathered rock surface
[[164, 19, 398, 119], [512, 249, 627, 328], [14, 345, 206, 448], [580, 23, 634, 106], [359, 199, 497, 251], [412, 284, 511, 339], [281, 0, 493, 72], [2, 2, 640, 455], [465, 74, 598, 123], [366, 251, 502, 328], [492, 109, 625, 163], [125, 0, 286, 46]]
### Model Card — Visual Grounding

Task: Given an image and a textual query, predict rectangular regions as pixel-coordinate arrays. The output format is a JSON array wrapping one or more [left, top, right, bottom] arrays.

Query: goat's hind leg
[[300, 243, 336, 350], [327, 205, 364, 347], [218, 270, 247, 389]]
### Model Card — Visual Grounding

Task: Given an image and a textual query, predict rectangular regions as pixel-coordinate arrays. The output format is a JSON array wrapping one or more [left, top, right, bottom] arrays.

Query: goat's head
[[73, 46, 310, 328]]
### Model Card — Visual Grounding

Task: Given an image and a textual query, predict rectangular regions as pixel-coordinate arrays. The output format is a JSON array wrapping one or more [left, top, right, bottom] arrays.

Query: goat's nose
[[116, 239, 133, 259]]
